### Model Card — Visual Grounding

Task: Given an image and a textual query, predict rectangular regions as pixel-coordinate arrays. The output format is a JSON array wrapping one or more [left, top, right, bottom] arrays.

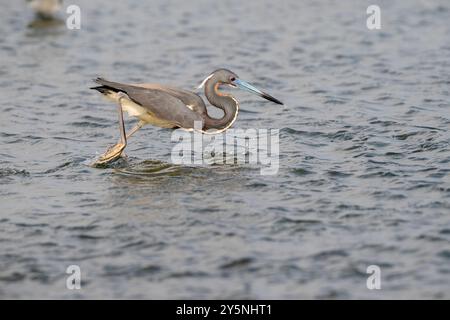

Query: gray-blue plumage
[[90, 68, 283, 165]]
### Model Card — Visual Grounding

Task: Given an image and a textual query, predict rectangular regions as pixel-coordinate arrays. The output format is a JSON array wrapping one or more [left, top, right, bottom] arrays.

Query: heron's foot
[[92, 142, 126, 166], [92, 92, 130, 167]]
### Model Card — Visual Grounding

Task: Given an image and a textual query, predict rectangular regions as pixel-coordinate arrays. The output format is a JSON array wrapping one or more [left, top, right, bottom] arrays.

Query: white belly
[[104, 91, 175, 128]]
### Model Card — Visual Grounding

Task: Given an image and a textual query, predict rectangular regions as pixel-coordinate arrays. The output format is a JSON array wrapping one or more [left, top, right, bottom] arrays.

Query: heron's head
[[198, 68, 283, 105]]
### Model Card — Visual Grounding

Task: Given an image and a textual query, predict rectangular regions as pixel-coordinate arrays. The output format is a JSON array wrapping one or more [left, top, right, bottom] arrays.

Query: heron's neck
[[203, 80, 239, 132]]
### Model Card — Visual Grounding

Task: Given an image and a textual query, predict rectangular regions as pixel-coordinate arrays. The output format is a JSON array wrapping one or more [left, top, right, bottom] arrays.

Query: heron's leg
[[126, 120, 145, 139], [93, 93, 129, 165]]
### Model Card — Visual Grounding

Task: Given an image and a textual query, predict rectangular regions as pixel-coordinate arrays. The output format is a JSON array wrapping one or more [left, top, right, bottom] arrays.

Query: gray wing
[[94, 78, 205, 130], [134, 84, 207, 116]]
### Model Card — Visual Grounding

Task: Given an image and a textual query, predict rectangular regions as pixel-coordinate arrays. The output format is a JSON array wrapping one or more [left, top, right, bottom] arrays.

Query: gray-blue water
[[0, 0, 449, 299]]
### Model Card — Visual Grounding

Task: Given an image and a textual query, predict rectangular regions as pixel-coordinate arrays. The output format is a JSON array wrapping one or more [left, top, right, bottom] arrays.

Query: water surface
[[0, 0, 449, 299]]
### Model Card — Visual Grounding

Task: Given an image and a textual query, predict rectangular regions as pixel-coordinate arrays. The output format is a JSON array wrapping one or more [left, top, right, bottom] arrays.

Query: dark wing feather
[[94, 78, 204, 129]]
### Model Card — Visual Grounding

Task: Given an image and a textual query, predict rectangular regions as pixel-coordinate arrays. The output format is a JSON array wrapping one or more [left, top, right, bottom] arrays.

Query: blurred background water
[[0, 0, 449, 299]]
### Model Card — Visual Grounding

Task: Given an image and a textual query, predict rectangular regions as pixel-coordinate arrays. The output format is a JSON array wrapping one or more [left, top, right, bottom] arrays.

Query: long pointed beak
[[233, 79, 283, 105]]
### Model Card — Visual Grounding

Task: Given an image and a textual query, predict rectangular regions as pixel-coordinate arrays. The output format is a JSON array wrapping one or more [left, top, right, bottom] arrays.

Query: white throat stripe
[[197, 73, 214, 89]]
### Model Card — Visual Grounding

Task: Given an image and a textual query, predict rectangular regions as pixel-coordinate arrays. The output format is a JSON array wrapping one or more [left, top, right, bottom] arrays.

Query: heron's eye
[[230, 77, 236, 82]]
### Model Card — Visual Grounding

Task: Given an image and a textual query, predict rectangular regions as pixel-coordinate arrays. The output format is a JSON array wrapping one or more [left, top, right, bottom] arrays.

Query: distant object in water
[[27, 0, 62, 20], [90, 69, 283, 166]]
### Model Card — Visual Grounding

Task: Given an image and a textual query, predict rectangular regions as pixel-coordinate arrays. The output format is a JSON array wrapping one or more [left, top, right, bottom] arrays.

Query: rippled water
[[0, 0, 449, 299]]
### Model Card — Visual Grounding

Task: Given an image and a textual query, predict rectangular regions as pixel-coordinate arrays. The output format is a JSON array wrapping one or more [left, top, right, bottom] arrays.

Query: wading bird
[[90, 69, 283, 165], [27, 0, 62, 19]]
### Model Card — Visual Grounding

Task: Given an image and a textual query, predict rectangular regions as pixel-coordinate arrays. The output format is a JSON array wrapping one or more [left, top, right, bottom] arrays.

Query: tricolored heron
[[90, 68, 283, 165]]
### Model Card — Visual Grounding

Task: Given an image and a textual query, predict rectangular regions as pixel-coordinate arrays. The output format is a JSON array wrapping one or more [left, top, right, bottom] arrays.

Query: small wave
[[276, 217, 322, 225], [327, 170, 352, 177], [40, 161, 73, 174], [292, 168, 315, 176], [0, 168, 30, 178], [69, 121, 110, 128], [359, 171, 398, 178], [312, 250, 349, 261], [281, 127, 324, 137], [113, 160, 202, 178], [102, 264, 162, 278], [220, 257, 254, 270], [0, 272, 26, 282]]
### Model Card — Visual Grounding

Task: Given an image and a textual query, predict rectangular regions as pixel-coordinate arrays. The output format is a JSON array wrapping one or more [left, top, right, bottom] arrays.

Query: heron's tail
[[91, 78, 115, 94], [90, 86, 111, 95], [90, 77, 135, 93], [90, 78, 133, 102]]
